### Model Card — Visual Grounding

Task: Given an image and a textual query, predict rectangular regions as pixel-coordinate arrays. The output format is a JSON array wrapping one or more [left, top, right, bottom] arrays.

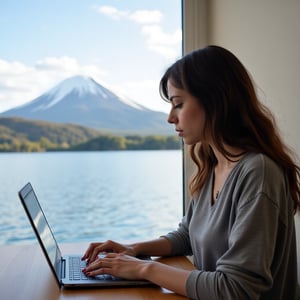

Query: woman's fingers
[[82, 240, 115, 263], [83, 253, 146, 280], [82, 240, 132, 264], [81, 242, 102, 262], [83, 256, 114, 276]]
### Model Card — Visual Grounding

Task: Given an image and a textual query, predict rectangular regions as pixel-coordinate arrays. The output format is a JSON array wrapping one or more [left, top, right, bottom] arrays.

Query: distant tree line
[[71, 135, 181, 151], [0, 137, 59, 152], [0, 134, 181, 152], [0, 117, 181, 152]]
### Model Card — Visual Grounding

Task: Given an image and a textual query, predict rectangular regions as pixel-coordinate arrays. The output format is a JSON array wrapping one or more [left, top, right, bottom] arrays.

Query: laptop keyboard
[[68, 257, 88, 280], [68, 256, 115, 281]]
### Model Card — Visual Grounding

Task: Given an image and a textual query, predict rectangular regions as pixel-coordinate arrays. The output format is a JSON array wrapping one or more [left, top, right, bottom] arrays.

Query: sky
[[0, 0, 182, 113]]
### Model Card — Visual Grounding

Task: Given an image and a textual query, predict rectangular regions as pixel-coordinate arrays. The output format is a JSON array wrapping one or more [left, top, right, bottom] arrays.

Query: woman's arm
[[130, 237, 173, 257], [141, 259, 191, 296]]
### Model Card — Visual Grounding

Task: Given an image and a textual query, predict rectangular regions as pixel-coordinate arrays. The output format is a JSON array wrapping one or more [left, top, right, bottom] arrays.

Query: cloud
[[141, 25, 182, 59], [129, 10, 163, 24], [0, 56, 107, 112], [97, 5, 130, 20], [95, 6, 181, 60], [35, 56, 79, 71], [97, 6, 162, 24]]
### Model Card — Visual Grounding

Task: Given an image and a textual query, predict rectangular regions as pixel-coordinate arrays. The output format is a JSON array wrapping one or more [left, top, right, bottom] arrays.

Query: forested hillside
[[0, 117, 180, 152], [71, 135, 181, 151]]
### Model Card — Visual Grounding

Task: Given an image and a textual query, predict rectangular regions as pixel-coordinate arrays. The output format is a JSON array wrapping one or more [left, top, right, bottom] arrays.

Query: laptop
[[18, 182, 152, 288]]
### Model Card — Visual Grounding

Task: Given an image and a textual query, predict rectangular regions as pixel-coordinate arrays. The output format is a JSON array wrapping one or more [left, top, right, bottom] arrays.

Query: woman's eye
[[174, 103, 183, 109]]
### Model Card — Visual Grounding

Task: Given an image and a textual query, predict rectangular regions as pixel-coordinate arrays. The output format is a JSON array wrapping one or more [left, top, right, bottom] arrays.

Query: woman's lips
[[176, 129, 183, 137]]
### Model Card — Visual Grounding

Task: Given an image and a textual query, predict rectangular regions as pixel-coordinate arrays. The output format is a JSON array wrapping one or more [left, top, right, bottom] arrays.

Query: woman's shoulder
[[238, 152, 283, 179], [235, 152, 291, 214]]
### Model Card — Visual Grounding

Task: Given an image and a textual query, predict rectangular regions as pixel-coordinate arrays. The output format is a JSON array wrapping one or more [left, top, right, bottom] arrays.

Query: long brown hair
[[159, 45, 300, 212]]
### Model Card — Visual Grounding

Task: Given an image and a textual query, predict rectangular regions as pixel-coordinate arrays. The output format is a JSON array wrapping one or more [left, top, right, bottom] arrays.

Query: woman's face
[[167, 80, 206, 145]]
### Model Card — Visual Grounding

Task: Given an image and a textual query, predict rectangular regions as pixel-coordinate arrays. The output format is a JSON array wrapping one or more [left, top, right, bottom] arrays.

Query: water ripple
[[0, 151, 183, 245]]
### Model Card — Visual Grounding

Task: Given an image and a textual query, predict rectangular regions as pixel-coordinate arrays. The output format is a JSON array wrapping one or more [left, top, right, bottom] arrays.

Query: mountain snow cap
[[44, 75, 107, 108], [39, 75, 146, 111]]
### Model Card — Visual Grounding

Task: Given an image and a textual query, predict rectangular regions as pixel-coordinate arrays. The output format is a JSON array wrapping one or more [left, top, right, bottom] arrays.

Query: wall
[[207, 0, 300, 154]]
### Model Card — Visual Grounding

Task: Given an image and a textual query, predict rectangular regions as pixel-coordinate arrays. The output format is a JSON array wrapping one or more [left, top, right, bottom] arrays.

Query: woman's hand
[[81, 240, 136, 264], [82, 251, 190, 296], [82, 253, 151, 280]]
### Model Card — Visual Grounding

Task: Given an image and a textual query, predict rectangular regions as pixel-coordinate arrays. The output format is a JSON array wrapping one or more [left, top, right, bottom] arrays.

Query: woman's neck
[[212, 144, 245, 171]]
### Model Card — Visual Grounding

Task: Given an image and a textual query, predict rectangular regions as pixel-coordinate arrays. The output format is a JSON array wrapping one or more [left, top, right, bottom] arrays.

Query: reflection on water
[[0, 151, 183, 245]]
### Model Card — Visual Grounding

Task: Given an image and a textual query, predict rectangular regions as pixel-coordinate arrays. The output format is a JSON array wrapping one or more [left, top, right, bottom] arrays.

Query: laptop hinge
[[61, 258, 66, 279]]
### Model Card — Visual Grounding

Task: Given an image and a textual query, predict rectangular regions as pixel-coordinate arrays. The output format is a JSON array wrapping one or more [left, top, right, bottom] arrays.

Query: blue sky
[[0, 0, 182, 113]]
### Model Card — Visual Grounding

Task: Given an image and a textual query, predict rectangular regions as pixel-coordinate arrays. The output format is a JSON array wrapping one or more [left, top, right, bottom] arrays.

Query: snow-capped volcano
[[1, 75, 171, 134], [31, 75, 145, 112]]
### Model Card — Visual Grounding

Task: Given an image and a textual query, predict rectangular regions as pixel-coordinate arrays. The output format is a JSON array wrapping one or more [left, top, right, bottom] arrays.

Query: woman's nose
[[167, 110, 176, 124]]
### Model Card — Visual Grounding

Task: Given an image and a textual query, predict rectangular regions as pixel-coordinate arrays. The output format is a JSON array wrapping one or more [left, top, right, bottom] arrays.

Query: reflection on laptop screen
[[26, 189, 57, 265]]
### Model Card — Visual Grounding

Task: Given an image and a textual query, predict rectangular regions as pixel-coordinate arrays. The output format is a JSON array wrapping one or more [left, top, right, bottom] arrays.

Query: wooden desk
[[0, 242, 195, 300]]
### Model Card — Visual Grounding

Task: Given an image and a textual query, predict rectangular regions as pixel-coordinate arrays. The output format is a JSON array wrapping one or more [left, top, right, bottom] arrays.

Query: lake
[[0, 150, 183, 246]]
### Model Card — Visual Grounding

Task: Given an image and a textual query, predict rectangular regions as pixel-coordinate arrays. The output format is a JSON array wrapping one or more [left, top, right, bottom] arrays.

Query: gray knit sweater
[[164, 153, 297, 299]]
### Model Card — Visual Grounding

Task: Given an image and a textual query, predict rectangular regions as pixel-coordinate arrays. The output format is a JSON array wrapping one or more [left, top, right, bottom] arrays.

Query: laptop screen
[[19, 183, 62, 281]]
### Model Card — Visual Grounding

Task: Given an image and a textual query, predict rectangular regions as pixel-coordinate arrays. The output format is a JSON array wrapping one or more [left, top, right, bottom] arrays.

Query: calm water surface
[[0, 150, 183, 246]]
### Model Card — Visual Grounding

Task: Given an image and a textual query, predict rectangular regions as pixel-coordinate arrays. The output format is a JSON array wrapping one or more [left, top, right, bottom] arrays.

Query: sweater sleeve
[[162, 199, 194, 256]]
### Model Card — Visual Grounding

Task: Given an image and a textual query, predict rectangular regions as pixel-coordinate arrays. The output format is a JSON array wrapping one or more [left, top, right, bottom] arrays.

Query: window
[[0, 0, 183, 245]]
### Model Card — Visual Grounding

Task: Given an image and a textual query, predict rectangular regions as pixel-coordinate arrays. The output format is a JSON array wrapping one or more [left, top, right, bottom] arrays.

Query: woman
[[82, 45, 300, 299]]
